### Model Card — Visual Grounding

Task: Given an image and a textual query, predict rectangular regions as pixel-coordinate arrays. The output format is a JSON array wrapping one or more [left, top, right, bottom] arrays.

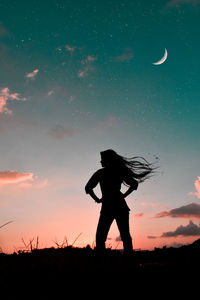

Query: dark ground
[[1, 239, 199, 298]]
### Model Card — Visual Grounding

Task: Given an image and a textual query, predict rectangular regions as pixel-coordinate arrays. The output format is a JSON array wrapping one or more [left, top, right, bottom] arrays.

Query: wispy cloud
[[0, 22, 9, 37], [0, 171, 34, 185], [81, 55, 97, 64], [161, 220, 200, 237], [78, 55, 97, 78], [134, 213, 145, 218], [0, 87, 27, 114], [18, 178, 48, 189], [25, 69, 39, 80], [113, 48, 134, 62], [48, 124, 77, 139], [78, 68, 89, 78], [68, 95, 75, 103], [65, 45, 77, 54], [47, 90, 54, 96], [154, 202, 200, 219]]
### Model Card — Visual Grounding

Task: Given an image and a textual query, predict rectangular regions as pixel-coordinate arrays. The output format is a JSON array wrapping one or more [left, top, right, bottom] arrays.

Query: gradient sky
[[0, 0, 200, 253]]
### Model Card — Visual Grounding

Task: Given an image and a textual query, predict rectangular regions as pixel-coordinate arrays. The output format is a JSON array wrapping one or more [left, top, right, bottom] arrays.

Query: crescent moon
[[152, 48, 168, 65]]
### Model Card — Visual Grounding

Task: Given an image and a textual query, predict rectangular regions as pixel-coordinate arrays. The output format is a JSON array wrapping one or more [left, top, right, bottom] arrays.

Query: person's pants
[[96, 210, 133, 253]]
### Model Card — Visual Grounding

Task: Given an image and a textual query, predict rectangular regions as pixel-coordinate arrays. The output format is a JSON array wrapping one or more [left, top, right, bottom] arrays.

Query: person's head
[[100, 149, 119, 168], [100, 149, 159, 184]]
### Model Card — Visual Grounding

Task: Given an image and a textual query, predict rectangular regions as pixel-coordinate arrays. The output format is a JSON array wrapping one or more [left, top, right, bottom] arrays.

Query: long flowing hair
[[100, 149, 159, 185]]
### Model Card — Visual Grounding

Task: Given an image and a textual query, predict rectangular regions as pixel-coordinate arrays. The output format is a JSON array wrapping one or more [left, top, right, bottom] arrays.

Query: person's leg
[[115, 211, 133, 254], [96, 212, 114, 252]]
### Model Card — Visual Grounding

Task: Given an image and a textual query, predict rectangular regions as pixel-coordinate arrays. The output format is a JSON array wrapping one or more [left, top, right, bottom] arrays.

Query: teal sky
[[0, 0, 200, 252]]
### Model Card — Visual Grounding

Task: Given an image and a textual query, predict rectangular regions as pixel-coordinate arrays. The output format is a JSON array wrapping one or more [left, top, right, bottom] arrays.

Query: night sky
[[0, 0, 200, 252]]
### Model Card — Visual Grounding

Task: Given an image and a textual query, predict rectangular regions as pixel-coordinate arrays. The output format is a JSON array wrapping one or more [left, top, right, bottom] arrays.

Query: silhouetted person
[[85, 149, 158, 254]]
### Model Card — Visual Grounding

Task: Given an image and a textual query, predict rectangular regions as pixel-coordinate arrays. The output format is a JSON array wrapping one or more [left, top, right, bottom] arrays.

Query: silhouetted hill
[[191, 237, 200, 247], [0, 239, 199, 297]]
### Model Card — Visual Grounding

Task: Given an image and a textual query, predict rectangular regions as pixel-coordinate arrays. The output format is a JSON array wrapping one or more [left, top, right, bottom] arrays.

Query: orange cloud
[[18, 178, 48, 189], [0, 87, 27, 114], [0, 171, 34, 185], [25, 69, 39, 80]]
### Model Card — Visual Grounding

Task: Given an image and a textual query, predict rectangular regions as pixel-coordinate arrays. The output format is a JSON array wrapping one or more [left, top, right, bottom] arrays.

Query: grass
[[1, 221, 199, 294], [0, 237, 199, 297]]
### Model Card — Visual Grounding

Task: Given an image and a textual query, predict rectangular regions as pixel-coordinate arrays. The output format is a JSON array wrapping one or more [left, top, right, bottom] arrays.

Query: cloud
[[147, 235, 157, 239], [154, 202, 200, 219], [81, 55, 97, 65], [0, 87, 27, 114], [78, 55, 97, 78], [48, 124, 77, 139], [68, 95, 75, 103], [188, 177, 200, 198], [114, 48, 134, 62], [0, 171, 34, 185], [18, 178, 48, 189], [134, 213, 145, 218], [167, 0, 199, 7], [161, 220, 200, 237], [78, 65, 95, 78], [25, 69, 39, 80], [65, 45, 77, 54], [78, 68, 89, 78], [194, 177, 200, 199], [0, 22, 9, 37], [48, 90, 54, 96]]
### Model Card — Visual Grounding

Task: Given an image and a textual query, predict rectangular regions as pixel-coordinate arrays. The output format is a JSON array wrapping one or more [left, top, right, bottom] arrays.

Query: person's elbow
[[131, 180, 138, 190], [85, 185, 92, 194]]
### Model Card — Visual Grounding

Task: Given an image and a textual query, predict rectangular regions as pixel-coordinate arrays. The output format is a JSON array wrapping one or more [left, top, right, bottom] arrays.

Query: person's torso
[[98, 168, 130, 212]]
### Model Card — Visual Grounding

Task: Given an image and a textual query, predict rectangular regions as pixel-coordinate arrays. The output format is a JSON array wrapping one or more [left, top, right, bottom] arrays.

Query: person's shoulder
[[95, 168, 105, 175], [92, 168, 104, 177]]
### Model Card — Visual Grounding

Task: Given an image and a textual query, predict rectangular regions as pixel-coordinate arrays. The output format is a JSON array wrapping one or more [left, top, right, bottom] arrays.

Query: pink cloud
[[78, 55, 97, 78], [81, 55, 97, 64], [114, 48, 134, 62], [189, 176, 200, 199], [65, 45, 77, 54], [0, 171, 34, 185], [194, 177, 200, 199], [25, 69, 39, 80], [134, 213, 145, 218], [78, 69, 88, 78], [0, 87, 27, 114], [18, 178, 48, 189]]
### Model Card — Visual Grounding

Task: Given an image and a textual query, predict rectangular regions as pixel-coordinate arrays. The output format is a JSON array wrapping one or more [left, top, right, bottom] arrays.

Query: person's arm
[[123, 185, 136, 198], [87, 190, 101, 203], [85, 170, 101, 203], [122, 174, 138, 198]]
